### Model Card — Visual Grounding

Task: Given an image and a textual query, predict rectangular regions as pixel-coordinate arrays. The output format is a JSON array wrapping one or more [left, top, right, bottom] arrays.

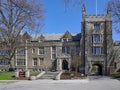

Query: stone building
[[0, 4, 120, 76], [80, 4, 113, 75], [0, 31, 81, 72]]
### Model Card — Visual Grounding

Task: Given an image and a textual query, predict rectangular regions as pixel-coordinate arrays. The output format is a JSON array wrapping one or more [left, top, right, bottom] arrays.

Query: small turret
[[106, 2, 111, 20], [107, 2, 111, 14], [82, 4, 86, 19]]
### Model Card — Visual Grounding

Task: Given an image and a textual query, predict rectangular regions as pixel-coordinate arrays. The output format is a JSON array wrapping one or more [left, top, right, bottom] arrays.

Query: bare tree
[[107, 43, 120, 74], [71, 47, 81, 73], [71, 55, 81, 72], [0, 0, 44, 69], [64, 0, 83, 5], [64, 0, 83, 10], [110, 0, 120, 31]]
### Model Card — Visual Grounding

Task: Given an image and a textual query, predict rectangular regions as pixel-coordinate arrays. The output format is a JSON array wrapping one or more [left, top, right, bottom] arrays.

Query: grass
[[0, 71, 40, 80], [30, 71, 40, 76], [0, 72, 14, 80]]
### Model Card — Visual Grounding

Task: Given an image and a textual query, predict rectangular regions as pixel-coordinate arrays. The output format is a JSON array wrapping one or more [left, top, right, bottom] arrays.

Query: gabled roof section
[[38, 34, 45, 40], [62, 31, 72, 39], [22, 32, 31, 40]]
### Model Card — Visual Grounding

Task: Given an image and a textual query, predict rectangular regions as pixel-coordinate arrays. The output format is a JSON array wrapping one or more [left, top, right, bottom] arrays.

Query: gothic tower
[[80, 4, 113, 75]]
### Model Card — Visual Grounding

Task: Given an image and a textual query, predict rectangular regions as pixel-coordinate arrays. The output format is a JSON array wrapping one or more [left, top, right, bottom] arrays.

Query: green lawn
[[30, 71, 40, 76], [0, 71, 40, 80], [0, 72, 14, 80]]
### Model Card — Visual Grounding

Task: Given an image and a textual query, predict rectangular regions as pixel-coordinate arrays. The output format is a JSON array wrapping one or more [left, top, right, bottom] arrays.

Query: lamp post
[[25, 39, 30, 77], [15, 49, 19, 77], [25, 39, 28, 71]]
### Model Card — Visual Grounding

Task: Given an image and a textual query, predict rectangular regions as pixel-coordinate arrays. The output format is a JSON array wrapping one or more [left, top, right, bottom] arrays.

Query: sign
[[19, 71, 25, 77]]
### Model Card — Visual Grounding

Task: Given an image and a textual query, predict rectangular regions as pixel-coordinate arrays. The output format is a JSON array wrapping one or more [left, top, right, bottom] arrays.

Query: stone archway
[[91, 64, 102, 75], [56, 54, 71, 71], [62, 60, 69, 70]]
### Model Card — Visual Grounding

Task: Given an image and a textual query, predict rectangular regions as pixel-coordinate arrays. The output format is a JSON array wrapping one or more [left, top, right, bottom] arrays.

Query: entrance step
[[39, 72, 59, 80], [87, 75, 103, 80]]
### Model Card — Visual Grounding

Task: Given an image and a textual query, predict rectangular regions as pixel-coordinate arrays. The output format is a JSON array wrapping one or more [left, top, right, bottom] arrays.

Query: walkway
[[0, 77, 120, 90]]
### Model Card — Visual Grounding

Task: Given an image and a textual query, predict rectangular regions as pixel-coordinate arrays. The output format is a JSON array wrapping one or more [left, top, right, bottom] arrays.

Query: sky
[[39, 0, 120, 41]]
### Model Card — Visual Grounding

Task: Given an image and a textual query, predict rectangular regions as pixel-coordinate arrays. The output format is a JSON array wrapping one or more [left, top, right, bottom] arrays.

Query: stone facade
[[0, 4, 120, 75], [0, 31, 80, 71], [81, 4, 113, 75]]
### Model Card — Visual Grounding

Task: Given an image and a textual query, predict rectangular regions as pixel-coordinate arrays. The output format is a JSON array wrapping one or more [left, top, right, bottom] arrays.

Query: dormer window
[[63, 38, 67, 42], [23, 32, 31, 43], [38, 39, 44, 42], [68, 39, 72, 42], [62, 38, 72, 42], [38, 34, 45, 42], [62, 31, 72, 42], [94, 24, 100, 30]]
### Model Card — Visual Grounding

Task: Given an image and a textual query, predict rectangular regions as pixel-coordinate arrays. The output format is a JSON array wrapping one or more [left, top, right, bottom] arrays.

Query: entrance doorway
[[62, 60, 68, 70], [91, 64, 102, 75], [51, 60, 57, 72]]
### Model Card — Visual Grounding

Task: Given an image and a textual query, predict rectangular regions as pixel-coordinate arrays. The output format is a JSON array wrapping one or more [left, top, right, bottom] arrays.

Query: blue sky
[[40, 0, 120, 41]]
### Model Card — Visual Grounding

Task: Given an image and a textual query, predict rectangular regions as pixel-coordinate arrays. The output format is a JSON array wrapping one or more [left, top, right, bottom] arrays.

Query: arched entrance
[[51, 60, 57, 71], [62, 60, 68, 70], [91, 64, 102, 75]]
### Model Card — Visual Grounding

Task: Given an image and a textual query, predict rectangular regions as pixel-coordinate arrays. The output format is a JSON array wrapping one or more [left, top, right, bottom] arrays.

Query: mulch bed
[[60, 71, 85, 80], [10, 76, 30, 80]]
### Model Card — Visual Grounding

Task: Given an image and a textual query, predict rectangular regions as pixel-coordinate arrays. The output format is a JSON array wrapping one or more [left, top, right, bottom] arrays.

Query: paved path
[[0, 77, 120, 90]]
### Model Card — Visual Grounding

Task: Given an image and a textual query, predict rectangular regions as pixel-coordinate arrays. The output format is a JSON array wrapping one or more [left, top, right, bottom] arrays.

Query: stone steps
[[39, 72, 58, 80]]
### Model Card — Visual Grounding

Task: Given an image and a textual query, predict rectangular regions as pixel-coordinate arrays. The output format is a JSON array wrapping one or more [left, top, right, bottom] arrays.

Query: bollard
[[15, 70, 19, 77], [25, 70, 30, 77]]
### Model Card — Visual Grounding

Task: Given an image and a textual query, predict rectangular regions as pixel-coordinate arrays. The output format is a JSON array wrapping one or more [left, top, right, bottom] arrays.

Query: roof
[[31, 34, 62, 41], [31, 33, 81, 41], [62, 31, 72, 39]]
